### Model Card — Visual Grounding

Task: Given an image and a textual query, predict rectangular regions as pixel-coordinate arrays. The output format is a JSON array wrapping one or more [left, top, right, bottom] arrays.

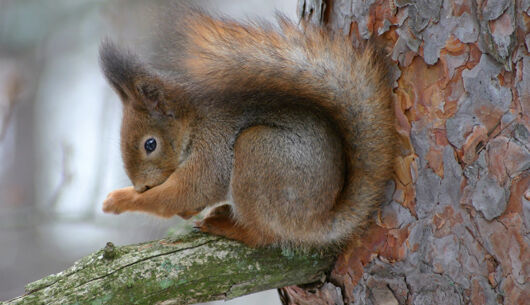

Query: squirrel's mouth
[[133, 184, 150, 193], [133, 171, 173, 193]]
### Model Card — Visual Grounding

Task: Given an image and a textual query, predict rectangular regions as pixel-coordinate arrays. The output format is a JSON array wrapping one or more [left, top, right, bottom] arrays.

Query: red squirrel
[[99, 10, 396, 248]]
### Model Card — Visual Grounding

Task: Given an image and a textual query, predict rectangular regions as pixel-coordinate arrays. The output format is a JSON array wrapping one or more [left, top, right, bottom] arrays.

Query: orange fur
[[100, 11, 396, 248]]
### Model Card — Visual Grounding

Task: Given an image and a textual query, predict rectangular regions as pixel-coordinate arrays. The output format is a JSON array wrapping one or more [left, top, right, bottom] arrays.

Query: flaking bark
[[282, 0, 529, 304]]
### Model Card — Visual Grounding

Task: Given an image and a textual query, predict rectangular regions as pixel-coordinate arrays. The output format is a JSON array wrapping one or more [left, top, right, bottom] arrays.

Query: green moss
[[25, 274, 59, 292], [6, 233, 335, 305], [159, 279, 174, 290], [90, 294, 112, 305]]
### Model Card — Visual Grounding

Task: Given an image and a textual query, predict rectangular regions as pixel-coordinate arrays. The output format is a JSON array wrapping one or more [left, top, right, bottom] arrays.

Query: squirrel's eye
[[144, 138, 157, 154]]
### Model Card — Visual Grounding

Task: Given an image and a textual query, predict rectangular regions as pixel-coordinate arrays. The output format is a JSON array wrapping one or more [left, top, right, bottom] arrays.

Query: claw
[[193, 219, 205, 231]]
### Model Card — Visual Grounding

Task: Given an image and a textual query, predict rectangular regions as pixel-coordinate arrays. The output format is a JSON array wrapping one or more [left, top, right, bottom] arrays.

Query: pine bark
[[281, 0, 529, 304]]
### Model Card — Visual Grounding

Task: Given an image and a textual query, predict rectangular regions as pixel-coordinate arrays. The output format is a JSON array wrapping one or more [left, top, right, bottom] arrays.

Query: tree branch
[[3, 232, 335, 305]]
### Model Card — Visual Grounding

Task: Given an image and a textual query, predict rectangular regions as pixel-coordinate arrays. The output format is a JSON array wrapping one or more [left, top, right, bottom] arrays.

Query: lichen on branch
[[4, 232, 335, 305]]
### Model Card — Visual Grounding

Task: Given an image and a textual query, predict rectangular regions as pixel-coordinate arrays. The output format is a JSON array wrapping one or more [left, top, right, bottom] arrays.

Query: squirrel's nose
[[134, 184, 150, 193]]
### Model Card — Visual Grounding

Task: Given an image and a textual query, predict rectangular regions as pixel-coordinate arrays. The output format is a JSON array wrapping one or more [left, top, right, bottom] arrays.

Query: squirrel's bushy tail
[[172, 12, 396, 246]]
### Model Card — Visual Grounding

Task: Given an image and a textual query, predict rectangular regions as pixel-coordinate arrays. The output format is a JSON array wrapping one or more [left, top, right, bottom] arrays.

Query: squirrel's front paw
[[102, 187, 136, 214]]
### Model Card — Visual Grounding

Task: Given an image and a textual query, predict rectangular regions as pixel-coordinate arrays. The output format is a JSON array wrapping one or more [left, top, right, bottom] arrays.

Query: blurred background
[[0, 0, 296, 303]]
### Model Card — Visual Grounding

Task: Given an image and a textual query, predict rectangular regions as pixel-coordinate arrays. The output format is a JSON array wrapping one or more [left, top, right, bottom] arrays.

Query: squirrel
[[99, 10, 396, 248]]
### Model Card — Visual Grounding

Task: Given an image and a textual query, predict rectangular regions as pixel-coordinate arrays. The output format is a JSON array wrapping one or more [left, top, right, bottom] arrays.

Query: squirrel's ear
[[99, 41, 174, 116]]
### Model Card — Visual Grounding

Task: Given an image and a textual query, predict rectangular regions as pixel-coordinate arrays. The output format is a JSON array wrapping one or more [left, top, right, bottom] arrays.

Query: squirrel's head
[[99, 41, 190, 193]]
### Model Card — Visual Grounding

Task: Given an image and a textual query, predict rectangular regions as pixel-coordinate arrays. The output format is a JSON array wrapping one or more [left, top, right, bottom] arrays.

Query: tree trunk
[[281, 0, 529, 304]]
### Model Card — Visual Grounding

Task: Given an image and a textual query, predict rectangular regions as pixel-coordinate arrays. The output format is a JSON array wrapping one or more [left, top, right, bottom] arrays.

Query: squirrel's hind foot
[[194, 204, 275, 247]]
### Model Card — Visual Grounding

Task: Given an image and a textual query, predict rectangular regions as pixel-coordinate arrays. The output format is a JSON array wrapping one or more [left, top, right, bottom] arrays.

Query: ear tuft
[[99, 40, 146, 101], [99, 40, 178, 117]]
